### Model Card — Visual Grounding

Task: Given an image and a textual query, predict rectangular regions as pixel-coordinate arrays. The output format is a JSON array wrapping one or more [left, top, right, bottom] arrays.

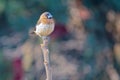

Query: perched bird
[[33, 12, 55, 37]]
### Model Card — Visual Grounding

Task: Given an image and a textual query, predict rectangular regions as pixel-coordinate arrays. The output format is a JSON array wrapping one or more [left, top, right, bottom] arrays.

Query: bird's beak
[[48, 14, 53, 19]]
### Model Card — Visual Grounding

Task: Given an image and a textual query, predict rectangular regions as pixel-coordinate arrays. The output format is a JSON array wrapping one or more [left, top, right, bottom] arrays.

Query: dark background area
[[0, 0, 120, 80]]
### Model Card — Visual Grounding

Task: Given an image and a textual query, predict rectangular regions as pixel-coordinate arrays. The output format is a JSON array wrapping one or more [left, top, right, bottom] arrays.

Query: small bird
[[33, 12, 55, 37]]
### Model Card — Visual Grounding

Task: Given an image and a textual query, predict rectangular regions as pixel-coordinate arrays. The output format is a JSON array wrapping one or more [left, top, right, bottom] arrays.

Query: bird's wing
[[37, 19, 41, 25]]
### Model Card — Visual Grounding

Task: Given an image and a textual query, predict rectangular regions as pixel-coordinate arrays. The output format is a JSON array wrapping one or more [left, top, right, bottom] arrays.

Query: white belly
[[35, 23, 54, 36]]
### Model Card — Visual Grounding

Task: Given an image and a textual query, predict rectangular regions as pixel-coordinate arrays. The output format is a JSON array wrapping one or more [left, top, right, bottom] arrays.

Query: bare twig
[[106, 65, 120, 80], [41, 37, 52, 80]]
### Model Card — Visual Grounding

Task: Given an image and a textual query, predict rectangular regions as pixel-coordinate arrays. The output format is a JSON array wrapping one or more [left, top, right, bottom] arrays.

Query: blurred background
[[0, 0, 120, 80]]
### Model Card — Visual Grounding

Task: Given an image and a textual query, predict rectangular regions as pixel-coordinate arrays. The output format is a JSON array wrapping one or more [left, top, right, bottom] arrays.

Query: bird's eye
[[46, 13, 52, 19]]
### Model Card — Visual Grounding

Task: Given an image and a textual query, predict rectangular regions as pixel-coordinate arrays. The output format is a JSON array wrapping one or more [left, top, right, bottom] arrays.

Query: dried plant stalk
[[106, 65, 119, 80], [41, 37, 52, 80]]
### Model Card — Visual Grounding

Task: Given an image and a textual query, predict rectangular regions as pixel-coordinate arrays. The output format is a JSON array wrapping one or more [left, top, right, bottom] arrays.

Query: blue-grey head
[[45, 12, 53, 19]]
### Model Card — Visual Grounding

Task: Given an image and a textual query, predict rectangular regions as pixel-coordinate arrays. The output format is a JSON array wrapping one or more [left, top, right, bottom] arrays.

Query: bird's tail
[[29, 27, 36, 36]]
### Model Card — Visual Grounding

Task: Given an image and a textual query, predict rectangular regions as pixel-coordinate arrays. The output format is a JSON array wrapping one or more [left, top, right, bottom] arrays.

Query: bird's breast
[[35, 23, 54, 36]]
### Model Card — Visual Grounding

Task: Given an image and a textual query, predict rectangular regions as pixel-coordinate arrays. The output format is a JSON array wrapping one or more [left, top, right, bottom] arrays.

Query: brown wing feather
[[37, 19, 41, 25]]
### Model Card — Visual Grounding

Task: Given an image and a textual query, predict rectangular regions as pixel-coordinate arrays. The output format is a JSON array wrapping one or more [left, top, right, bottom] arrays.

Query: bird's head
[[37, 12, 54, 25], [40, 12, 53, 19]]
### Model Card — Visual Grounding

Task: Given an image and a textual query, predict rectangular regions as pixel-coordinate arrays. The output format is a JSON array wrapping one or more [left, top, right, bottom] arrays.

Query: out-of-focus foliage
[[0, 0, 120, 80], [0, 52, 12, 80], [0, 0, 67, 33]]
